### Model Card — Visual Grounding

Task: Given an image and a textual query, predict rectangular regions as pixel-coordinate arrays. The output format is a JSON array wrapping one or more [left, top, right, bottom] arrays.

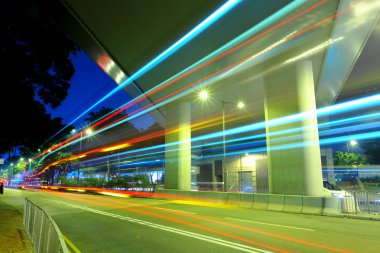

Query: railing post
[[353, 192, 358, 215], [365, 191, 371, 214], [38, 210, 44, 252]]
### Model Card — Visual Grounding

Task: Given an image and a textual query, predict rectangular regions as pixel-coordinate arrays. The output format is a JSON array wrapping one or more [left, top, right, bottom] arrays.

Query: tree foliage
[[0, 0, 79, 155], [84, 106, 140, 137], [38, 151, 75, 185], [333, 151, 366, 167], [84, 107, 129, 127]]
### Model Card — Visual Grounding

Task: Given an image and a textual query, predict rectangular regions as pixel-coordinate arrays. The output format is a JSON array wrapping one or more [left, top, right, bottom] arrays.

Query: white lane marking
[[153, 206, 196, 214], [225, 217, 314, 232], [53, 201, 273, 253]]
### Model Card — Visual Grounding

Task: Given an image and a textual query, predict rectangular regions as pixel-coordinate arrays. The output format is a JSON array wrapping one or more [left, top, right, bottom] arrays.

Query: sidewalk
[[0, 197, 33, 253]]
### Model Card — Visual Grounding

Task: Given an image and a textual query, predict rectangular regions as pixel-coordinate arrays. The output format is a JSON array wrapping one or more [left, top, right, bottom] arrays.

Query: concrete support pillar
[[164, 102, 191, 190], [264, 61, 324, 196]]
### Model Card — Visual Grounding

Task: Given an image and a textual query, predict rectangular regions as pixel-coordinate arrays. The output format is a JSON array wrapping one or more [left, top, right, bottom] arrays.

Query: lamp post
[[9, 163, 14, 186], [197, 90, 246, 191], [77, 128, 93, 185], [221, 100, 244, 191]]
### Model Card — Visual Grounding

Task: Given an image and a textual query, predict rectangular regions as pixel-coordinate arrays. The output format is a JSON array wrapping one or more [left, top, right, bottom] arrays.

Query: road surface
[[3, 188, 380, 253]]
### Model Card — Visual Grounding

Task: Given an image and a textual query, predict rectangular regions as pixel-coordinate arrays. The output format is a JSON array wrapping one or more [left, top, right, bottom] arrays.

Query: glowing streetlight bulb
[[199, 90, 209, 100], [350, 140, 358, 146], [85, 128, 93, 135], [237, 102, 245, 109]]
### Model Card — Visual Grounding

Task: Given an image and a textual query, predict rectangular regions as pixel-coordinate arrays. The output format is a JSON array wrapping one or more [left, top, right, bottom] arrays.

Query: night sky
[[46, 51, 134, 129]]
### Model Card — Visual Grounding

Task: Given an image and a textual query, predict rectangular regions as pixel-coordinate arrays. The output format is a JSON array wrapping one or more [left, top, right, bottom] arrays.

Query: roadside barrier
[[283, 195, 303, 213], [352, 191, 379, 214], [155, 189, 347, 215], [24, 198, 69, 253]]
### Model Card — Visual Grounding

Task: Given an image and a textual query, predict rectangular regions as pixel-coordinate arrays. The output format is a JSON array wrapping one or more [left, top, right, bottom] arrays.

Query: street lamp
[[77, 128, 93, 185], [350, 140, 358, 146], [8, 163, 14, 186], [198, 89, 209, 101], [222, 100, 245, 191], [85, 128, 93, 135], [347, 139, 358, 152]]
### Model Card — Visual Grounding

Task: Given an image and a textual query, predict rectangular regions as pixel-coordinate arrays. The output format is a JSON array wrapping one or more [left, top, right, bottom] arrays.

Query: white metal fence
[[352, 191, 380, 214], [24, 198, 69, 253]]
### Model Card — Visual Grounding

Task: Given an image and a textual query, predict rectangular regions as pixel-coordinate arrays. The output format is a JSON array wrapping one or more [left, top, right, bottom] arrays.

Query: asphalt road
[[3, 188, 380, 253]]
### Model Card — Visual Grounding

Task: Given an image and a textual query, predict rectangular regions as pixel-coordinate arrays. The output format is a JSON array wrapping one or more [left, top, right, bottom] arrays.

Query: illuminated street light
[[77, 128, 93, 185], [198, 92, 246, 191], [198, 90, 209, 101], [347, 139, 358, 152], [85, 128, 93, 135], [237, 101, 245, 109]]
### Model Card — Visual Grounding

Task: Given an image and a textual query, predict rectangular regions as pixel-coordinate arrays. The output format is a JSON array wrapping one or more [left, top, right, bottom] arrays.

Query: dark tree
[[0, 0, 79, 155], [84, 106, 129, 127], [360, 141, 380, 165], [84, 106, 140, 136]]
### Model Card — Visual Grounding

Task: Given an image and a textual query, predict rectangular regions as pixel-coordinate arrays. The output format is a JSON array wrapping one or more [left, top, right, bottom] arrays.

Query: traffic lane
[[39, 190, 358, 253], [54, 208, 261, 253], [142, 198, 380, 253], [19, 189, 380, 252], [193, 203, 380, 253], [54, 192, 363, 253], [44, 192, 284, 253], [35, 195, 274, 253]]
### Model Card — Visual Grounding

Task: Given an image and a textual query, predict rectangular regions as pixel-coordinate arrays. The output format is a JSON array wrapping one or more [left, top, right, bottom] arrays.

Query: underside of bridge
[[48, 0, 380, 195]]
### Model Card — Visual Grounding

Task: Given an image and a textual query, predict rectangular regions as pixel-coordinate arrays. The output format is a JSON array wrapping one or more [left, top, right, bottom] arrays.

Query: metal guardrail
[[24, 198, 69, 253], [352, 191, 380, 214]]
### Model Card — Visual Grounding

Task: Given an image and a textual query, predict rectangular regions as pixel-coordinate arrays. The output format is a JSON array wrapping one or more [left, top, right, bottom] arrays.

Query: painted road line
[[225, 217, 314, 231], [62, 234, 82, 253], [54, 201, 274, 253], [153, 206, 197, 214]]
